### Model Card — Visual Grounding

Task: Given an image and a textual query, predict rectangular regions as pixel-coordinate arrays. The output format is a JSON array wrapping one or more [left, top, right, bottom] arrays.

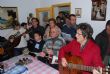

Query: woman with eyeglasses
[[59, 23, 104, 74]]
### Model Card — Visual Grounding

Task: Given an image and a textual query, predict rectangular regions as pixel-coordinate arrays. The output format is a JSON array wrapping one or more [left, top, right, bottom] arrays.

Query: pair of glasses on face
[[76, 33, 83, 36]]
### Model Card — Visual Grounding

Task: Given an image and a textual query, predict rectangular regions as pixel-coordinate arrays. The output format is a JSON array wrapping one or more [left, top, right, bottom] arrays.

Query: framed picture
[[36, 7, 53, 27], [52, 3, 71, 18], [75, 8, 81, 18], [91, 1, 107, 21], [0, 6, 18, 29]]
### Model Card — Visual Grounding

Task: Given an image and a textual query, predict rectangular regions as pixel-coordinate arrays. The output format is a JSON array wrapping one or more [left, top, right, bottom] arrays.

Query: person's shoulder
[[45, 38, 52, 42], [40, 40, 45, 44], [88, 39, 100, 50], [67, 39, 78, 45], [56, 16, 60, 19], [71, 39, 78, 43], [96, 30, 107, 39], [63, 24, 68, 27], [38, 26, 44, 29], [62, 25, 68, 30], [58, 36, 64, 40], [55, 25, 60, 28], [45, 26, 50, 31], [57, 36, 65, 42]]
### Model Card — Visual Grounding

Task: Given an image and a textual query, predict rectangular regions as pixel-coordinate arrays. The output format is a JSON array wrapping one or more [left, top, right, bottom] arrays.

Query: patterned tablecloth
[[3, 55, 59, 74]]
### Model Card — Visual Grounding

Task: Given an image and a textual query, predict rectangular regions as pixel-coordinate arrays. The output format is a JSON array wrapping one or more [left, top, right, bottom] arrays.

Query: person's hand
[[61, 58, 68, 67], [39, 52, 46, 57], [9, 39, 14, 43], [93, 67, 102, 74], [27, 24, 32, 29], [46, 48, 53, 55]]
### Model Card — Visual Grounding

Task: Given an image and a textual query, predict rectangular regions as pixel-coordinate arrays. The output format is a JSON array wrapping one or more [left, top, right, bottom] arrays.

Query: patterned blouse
[[43, 36, 66, 56]]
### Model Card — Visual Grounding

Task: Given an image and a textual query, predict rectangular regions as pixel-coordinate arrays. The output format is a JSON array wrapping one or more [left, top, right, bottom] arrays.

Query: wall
[[0, 0, 110, 38], [0, 0, 41, 23], [39, 0, 110, 38], [0, 0, 42, 38]]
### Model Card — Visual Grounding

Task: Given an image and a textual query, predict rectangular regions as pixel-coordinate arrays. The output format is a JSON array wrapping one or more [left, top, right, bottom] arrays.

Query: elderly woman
[[39, 26, 65, 69], [44, 18, 61, 40], [59, 23, 104, 74]]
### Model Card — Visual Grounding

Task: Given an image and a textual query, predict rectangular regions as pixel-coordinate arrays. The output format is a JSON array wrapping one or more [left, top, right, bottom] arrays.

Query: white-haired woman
[[39, 27, 65, 70], [44, 18, 61, 40]]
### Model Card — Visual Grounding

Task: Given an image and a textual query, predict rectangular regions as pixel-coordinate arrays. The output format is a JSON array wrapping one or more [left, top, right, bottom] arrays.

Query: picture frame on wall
[[36, 7, 53, 27], [91, 1, 107, 21], [0, 6, 18, 29], [75, 8, 81, 18], [52, 3, 71, 18]]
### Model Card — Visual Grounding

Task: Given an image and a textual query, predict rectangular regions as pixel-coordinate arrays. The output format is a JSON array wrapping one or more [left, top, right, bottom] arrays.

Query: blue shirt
[[62, 24, 76, 38]]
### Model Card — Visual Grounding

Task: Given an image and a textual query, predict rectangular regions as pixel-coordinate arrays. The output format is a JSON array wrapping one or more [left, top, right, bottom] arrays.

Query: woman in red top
[[59, 23, 104, 74]]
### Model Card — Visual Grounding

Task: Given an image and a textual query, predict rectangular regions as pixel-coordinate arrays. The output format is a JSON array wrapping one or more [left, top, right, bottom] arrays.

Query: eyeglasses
[[76, 33, 83, 36]]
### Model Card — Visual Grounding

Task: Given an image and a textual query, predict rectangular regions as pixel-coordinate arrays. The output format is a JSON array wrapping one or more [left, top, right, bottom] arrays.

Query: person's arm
[[58, 45, 68, 61], [43, 27, 50, 40], [58, 40, 75, 67], [20, 28, 28, 39], [24, 33, 30, 41], [39, 41, 49, 57], [42, 41, 47, 52], [91, 43, 104, 74], [92, 45, 105, 71], [58, 40, 74, 61], [39, 44, 46, 57]]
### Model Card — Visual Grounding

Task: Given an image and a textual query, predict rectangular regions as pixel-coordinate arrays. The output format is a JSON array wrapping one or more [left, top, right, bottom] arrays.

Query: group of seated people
[[0, 12, 110, 74]]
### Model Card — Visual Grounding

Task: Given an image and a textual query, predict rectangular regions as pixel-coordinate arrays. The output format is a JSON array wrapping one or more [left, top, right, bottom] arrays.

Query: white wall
[[0, 0, 41, 23], [0, 0, 110, 38], [0, 0, 42, 38], [38, 0, 110, 38]]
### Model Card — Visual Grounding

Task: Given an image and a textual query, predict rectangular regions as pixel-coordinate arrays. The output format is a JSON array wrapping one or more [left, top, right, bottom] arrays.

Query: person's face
[[34, 33, 41, 41], [24, 25, 27, 29], [75, 29, 86, 44], [49, 21, 55, 28], [50, 28, 59, 38], [70, 16, 76, 25], [65, 18, 70, 25], [106, 25, 110, 35], [59, 13, 63, 17], [32, 19, 38, 27]]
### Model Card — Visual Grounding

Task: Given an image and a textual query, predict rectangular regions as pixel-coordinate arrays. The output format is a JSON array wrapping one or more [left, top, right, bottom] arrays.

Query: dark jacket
[[28, 39, 45, 53], [95, 29, 109, 60]]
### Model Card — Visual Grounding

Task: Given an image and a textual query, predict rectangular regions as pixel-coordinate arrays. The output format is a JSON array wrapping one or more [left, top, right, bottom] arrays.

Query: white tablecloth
[[3, 55, 59, 74]]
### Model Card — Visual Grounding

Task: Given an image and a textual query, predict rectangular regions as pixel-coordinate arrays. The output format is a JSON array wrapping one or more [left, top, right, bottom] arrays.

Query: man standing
[[62, 14, 77, 38], [95, 20, 110, 66]]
